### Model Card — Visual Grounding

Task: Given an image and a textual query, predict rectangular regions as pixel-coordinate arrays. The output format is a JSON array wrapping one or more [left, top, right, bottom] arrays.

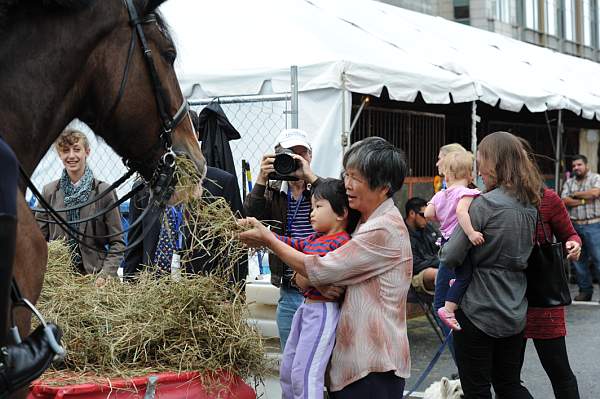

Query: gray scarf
[[59, 165, 94, 227]]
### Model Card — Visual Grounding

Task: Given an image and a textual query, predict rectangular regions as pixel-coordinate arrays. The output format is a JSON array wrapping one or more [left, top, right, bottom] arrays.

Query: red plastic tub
[[28, 371, 256, 399]]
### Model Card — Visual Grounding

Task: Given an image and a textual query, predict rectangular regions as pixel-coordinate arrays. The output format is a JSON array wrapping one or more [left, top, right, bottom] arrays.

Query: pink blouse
[[305, 198, 413, 392]]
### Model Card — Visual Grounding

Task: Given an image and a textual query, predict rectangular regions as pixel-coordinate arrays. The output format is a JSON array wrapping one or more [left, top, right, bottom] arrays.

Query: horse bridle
[[118, 0, 190, 194], [25, 0, 192, 254]]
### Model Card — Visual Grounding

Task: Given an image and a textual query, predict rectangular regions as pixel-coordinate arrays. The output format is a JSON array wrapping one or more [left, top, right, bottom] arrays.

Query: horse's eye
[[162, 50, 176, 65]]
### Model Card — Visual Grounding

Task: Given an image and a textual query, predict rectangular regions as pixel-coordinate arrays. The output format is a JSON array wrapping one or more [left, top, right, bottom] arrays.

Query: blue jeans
[[433, 262, 457, 363], [276, 285, 304, 351], [572, 222, 600, 294], [434, 262, 455, 311]]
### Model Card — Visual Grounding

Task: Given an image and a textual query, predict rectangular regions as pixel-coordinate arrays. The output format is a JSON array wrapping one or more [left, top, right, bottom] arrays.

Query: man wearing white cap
[[243, 128, 323, 350]]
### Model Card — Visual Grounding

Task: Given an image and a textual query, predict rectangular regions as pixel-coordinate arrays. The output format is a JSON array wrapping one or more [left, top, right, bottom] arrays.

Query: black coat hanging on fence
[[196, 102, 241, 178]]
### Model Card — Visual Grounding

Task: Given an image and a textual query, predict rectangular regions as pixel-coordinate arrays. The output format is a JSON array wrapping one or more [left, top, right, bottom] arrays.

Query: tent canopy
[[162, 0, 600, 119]]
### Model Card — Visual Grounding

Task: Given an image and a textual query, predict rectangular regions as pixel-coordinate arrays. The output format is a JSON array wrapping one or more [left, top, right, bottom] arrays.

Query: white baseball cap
[[276, 129, 311, 151]]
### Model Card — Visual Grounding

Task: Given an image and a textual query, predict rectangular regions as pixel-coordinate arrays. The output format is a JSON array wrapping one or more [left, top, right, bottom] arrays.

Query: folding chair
[[406, 285, 445, 343]]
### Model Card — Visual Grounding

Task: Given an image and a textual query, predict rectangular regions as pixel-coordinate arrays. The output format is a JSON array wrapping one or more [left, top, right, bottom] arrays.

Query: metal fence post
[[555, 109, 563, 191], [290, 65, 299, 129], [471, 101, 480, 178]]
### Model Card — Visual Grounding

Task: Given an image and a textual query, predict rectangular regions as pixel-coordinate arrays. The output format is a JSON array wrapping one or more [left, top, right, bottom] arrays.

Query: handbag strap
[[535, 207, 552, 244]]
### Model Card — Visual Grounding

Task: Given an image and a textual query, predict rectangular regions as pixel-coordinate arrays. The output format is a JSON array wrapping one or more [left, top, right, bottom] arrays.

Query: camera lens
[[273, 153, 297, 175]]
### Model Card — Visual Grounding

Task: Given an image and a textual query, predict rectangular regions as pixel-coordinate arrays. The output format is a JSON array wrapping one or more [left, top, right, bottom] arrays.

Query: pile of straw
[[173, 156, 249, 274], [36, 156, 267, 385], [39, 242, 265, 382]]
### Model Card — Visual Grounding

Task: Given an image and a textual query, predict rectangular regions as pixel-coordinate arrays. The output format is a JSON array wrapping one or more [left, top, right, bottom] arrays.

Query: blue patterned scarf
[[59, 165, 94, 272]]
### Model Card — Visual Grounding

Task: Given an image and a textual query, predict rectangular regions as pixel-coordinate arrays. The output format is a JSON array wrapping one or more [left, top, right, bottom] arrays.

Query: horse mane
[[0, 0, 95, 25], [0, 1, 169, 30], [42, 0, 95, 8]]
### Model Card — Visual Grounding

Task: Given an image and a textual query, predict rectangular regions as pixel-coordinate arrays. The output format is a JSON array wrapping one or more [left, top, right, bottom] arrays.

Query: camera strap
[[286, 188, 305, 233]]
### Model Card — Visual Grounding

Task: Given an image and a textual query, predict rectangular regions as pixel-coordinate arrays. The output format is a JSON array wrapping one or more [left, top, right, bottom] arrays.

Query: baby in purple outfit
[[425, 150, 482, 330]]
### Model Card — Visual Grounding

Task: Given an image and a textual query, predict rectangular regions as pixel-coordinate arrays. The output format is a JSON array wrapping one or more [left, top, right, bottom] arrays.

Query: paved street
[[255, 285, 599, 398]]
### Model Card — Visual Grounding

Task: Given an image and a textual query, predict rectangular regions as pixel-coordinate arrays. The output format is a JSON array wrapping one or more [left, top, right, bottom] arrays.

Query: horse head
[[77, 0, 206, 190]]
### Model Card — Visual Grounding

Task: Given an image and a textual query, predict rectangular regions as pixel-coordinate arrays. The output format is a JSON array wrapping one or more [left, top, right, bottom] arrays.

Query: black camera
[[269, 148, 300, 181]]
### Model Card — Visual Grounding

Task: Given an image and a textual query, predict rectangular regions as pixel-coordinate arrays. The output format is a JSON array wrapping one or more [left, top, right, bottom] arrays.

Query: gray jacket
[[440, 187, 536, 338]]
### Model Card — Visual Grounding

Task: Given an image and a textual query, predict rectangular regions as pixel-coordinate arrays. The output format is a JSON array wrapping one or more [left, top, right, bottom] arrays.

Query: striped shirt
[[275, 231, 351, 300], [561, 172, 600, 221], [283, 193, 314, 279]]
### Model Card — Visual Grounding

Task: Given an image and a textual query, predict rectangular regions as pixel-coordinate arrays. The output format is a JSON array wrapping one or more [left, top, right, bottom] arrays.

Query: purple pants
[[280, 301, 340, 399]]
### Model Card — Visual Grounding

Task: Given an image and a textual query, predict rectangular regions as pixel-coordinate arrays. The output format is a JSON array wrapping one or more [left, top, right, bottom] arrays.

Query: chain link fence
[[29, 96, 292, 206], [29, 119, 133, 203], [191, 96, 291, 196]]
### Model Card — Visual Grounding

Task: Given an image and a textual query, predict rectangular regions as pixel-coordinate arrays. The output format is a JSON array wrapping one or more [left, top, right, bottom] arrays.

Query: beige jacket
[[38, 178, 125, 276]]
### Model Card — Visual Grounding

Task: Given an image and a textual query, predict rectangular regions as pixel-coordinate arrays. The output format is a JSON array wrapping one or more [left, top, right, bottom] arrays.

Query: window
[[453, 0, 470, 23], [563, 0, 575, 41], [583, 0, 593, 46], [524, 0, 538, 30], [496, 0, 511, 23], [545, 0, 558, 36]]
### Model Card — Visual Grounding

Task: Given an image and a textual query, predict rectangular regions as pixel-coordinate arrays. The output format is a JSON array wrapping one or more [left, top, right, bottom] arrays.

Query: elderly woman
[[440, 132, 542, 398], [239, 137, 412, 398]]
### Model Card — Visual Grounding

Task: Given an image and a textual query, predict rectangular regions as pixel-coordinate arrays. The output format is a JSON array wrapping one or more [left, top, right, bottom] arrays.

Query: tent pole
[[471, 101, 480, 178], [342, 90, 349, 153], [555, 110, 563, 191], [291, 65, 299, 129]]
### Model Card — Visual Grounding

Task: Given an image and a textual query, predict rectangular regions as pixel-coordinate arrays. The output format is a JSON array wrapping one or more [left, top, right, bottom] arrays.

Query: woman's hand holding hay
[[94, 276, 107, 288]]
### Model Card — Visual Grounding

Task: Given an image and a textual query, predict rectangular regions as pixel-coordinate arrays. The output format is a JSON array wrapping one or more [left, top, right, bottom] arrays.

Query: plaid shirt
[[561, 172, 600, 221], [305, 198, 413, 391]]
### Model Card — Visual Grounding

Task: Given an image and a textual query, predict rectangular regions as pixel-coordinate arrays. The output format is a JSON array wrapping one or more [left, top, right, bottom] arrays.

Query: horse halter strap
[[111, 0, 189, 155]]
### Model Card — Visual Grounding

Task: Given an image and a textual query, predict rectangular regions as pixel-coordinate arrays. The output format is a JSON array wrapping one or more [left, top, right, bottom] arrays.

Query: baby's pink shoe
[[437, 307, 462, 331]]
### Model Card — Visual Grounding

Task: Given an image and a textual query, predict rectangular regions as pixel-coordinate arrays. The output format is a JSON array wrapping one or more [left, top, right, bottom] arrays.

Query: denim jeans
[[434, 262, 456, 311], [276, 285, 304, 351], [572, 222, 600, 294], [433, 261, 458, 363]]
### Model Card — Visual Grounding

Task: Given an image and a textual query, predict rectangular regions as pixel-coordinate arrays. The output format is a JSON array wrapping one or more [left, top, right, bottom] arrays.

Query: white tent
[[30, 0, 600, 195], [161, 0, 600, 178], [165, 0, 600, 114]]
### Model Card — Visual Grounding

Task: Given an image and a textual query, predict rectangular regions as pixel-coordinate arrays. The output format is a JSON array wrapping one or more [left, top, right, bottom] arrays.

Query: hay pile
[[35, 156, 267, 385], [39, 241, 266, 382], [173, 156, 248, 274]]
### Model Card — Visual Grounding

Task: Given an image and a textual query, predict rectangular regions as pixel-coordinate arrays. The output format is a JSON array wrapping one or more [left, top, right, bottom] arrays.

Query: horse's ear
[[145, 0, 166, 12]]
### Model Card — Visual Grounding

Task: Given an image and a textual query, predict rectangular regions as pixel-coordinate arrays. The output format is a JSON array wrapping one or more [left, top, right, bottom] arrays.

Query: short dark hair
[[343, 137, 407, 197], [572, 154, 588, 165], [312, 178, 360, 233], [405, 197, 427, 217]]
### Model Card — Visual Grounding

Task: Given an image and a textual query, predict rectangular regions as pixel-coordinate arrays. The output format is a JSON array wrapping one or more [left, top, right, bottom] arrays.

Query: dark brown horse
[[0, 1, 205, 396]]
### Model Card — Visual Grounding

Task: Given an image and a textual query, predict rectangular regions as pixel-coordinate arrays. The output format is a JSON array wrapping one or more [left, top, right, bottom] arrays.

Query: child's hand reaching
[[468, 231, 485, 246]]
